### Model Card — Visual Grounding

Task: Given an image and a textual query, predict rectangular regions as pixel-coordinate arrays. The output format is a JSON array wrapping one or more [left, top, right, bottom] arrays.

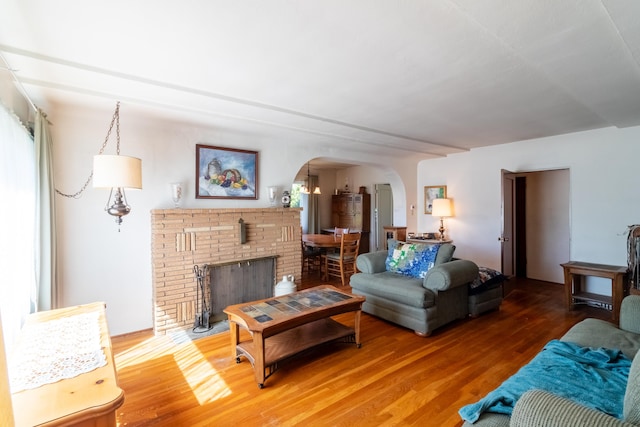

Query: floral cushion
[[385, 242, 441, 279]]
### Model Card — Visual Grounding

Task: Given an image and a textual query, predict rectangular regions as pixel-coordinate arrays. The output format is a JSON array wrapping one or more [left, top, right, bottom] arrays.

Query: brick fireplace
[[151, 208, 302, 335]]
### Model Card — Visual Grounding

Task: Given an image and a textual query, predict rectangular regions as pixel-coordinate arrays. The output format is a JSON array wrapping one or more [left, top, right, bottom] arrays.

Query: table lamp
[[432, 198, 453, 241]]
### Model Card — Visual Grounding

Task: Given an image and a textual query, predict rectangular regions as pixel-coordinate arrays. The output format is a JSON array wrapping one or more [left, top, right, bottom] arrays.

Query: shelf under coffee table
[[224, 285, 365, 388]]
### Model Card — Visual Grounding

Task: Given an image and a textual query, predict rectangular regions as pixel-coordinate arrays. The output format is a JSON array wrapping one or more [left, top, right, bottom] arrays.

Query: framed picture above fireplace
[[196, 144, 259, 199]]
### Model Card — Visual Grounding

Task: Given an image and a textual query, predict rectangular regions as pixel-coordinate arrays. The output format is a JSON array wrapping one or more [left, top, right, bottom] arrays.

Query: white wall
[[417, 127, 640, 282], [50, 104, 417, 335], [48, 101, 640, 335]]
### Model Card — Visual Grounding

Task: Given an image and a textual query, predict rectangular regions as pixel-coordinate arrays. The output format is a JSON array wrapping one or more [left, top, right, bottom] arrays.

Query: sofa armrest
[[620, 295, 640, 334], [355, 251, 388, 274], [511, 390, 634, 427], [423, 259, 478, 291]]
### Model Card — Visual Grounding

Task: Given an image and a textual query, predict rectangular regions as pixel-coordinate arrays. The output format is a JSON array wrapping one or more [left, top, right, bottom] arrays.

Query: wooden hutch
[[331, 192, 371, 253]]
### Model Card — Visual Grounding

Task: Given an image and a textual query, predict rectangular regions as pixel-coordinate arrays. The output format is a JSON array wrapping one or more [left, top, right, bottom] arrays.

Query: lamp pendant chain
[[55, 101, 121, 198], [115, 102, 121, 155], [99, 101, 120, 156]]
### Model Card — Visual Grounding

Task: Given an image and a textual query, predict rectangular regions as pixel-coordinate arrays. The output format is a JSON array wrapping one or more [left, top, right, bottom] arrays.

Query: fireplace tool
[[193, 264, 211, 332]]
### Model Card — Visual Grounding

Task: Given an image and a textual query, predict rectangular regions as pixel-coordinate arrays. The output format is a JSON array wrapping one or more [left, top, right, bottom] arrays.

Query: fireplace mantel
[[151, 208, 302, 335]]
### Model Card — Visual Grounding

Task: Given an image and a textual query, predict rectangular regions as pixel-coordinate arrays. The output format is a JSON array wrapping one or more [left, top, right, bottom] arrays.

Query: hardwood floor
[[111, 274, 611, 426]]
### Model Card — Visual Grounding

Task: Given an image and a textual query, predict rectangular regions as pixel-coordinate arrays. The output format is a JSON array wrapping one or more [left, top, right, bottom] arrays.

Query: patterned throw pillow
[[469, 267, 506, 295], [385, 242, 441, 279]]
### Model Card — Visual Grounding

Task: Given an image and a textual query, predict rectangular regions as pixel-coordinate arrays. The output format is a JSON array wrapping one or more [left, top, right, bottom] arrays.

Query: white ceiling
[[2, 0, 640, 161]]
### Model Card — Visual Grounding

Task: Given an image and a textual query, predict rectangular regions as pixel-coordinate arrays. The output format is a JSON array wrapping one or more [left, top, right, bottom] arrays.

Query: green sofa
[[463, 295, 640, 426], [350, 243, 481, 336]]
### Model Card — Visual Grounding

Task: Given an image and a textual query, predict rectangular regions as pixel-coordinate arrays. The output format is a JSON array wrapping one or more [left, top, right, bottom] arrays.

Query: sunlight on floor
[[174, 336, 232, 404], [114, 332, 231, 405]]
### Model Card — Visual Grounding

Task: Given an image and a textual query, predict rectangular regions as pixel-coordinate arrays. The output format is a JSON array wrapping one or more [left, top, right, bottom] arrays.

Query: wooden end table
[[561, 261, 628, 322], [223, 285, 365, 388]]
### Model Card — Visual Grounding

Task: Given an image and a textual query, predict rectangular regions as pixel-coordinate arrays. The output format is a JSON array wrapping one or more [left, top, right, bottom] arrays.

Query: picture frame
[[196, 144, 259, 199], [424, 185, 447, 214]]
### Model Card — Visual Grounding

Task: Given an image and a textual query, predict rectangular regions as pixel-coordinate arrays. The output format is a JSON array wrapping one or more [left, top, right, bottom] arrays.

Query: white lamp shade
[[93, 155, 142, 189], [432, 198, 452, 217]]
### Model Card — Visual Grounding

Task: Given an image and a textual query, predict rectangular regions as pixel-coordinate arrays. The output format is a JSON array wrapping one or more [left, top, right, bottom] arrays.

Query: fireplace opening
[[208, 256, 277, 323]]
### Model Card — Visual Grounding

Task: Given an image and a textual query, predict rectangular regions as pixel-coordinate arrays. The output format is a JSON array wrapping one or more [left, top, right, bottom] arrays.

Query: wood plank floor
[[111, 273, 611, 426]]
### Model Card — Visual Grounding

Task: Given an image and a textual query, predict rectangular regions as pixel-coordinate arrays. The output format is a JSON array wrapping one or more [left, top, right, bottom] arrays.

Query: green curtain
[[306, 175, 320, 234], [35, 109, 58, 311]]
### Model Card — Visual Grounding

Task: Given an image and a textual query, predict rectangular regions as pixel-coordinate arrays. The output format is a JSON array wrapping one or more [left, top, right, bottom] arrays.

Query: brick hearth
[[151, 208, 302, 335]]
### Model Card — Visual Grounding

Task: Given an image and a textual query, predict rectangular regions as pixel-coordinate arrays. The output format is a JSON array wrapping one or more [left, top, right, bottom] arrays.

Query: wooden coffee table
[[223, 285, 365, 388]]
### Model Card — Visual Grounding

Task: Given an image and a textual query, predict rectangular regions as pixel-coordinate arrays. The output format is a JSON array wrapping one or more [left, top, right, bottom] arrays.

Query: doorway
[[501, 169, 570, 283], [375, 184, 393, 251]]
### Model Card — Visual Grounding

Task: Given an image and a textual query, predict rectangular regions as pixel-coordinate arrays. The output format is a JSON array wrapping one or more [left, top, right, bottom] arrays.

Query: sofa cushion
[[624, 352, 640, 423], [435, 243, 455, 265], [385, 241, 442, 279], [620, 295, 640, 335], [562, 318, 640, 360], [350, 271, 436, 308]]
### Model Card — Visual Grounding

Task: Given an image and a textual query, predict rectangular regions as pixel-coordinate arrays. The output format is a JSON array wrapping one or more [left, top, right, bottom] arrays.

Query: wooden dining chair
[[334, 227, 349, 237], [302, 240, 322, 273], [322, 232, 361, 286], [327, 227, 350, 254], [301, 227, 321, 274]]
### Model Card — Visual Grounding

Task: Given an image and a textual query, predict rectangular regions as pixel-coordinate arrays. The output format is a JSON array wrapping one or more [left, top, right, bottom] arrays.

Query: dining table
[[302, 233, 342, 249]]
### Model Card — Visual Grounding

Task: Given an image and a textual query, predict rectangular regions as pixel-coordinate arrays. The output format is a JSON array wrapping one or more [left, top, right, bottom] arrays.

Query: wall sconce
[[239, 218, 247, 244], [170, 182, 183, 208], [93, 102, 142, 231], [268, 186, 279, 206], [431, 198, 453, 241]]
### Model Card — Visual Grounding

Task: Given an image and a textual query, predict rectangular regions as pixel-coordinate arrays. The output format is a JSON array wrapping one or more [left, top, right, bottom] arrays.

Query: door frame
[[374, 184, 393, 252], [501, 168, 571, 281], [501, 170, 515, 277]]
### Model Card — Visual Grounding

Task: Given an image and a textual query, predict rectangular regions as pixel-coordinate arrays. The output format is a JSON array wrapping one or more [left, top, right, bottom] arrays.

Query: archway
[[293, 158, 406, 252]]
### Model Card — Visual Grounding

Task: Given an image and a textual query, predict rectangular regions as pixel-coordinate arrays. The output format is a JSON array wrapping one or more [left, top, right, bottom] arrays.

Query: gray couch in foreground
[[350, 243, 481, 336], [464, 295, 640, 427]]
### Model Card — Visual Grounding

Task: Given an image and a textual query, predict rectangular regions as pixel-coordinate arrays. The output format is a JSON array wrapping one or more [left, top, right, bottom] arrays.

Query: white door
[[375, 184, 393, 251], [501, 171, 515, 277]]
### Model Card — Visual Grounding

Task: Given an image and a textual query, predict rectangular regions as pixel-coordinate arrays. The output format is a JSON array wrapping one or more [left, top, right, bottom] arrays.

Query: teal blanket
[[459, 340, 631, 423]]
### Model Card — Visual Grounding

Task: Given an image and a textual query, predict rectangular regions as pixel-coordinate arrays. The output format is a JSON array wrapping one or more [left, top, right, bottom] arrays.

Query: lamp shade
[[93, 155, 142, 189], [432, 198, 452, 217]]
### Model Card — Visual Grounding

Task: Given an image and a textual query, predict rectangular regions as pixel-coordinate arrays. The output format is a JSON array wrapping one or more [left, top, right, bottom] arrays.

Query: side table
[[11, 302, 124, 426], [383, 226, 406, 249], [561, 261, 628, 322]]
